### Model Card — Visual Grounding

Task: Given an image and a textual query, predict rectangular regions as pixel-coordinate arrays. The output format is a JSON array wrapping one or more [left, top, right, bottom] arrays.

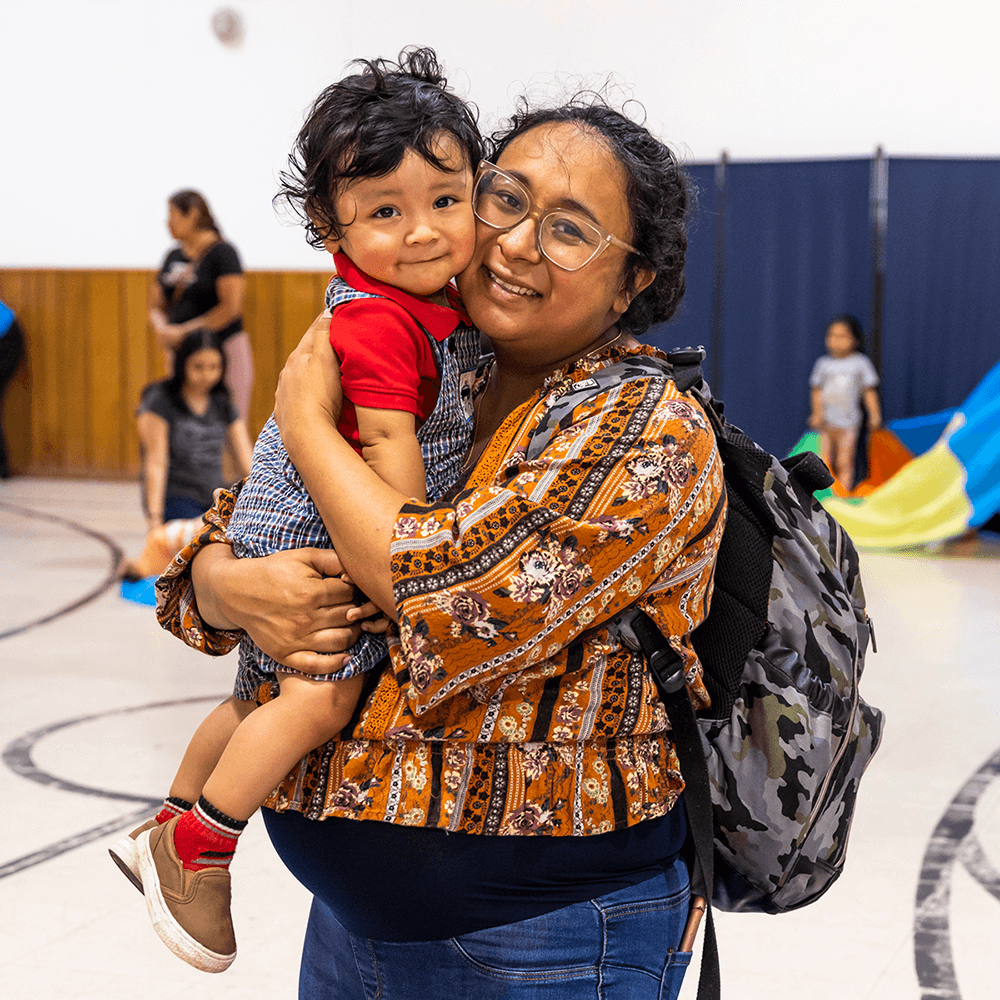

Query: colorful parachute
[[790, 358, 1000, 549]]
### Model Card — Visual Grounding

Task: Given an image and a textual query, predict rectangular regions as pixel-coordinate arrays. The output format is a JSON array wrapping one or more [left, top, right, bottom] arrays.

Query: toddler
[[109, 48, 483, 973], [808, 313, 881, 491]]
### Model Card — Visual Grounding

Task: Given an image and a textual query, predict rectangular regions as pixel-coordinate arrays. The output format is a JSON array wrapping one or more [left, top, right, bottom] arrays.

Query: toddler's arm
[[355, 405, 427, 501], [863, 387, 882, 430], [226, 418, 254, 479], [808, 386, 825, 430]]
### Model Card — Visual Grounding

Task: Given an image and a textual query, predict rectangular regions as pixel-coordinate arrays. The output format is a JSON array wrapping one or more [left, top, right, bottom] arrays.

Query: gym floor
[[2, 477, 998, 1000]]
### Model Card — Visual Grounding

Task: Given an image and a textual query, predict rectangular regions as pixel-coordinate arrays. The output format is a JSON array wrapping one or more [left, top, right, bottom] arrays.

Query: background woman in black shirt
[[150, 190, 254, 418]]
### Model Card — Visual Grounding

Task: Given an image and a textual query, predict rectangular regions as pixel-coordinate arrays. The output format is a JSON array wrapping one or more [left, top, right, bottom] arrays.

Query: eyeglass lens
[[473, 168, 606, 270]]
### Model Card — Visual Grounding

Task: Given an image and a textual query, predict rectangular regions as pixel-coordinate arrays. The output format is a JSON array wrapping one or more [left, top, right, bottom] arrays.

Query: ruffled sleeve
[[154, 483, 244, 655]]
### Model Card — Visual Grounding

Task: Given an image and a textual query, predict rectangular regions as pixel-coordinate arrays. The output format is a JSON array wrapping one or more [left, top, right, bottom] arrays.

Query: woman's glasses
[[472, 161, 641, 272]]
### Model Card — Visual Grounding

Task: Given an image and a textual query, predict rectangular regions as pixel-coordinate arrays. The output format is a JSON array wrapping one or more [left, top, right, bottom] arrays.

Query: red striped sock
[[172, 796, 247, 872], [154, 796, 193, 825]]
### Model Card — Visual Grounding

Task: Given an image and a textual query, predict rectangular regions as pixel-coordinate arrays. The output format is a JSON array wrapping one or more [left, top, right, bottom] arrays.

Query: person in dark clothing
[[150, 191, 253, 418], [0, 298, 26, 479]]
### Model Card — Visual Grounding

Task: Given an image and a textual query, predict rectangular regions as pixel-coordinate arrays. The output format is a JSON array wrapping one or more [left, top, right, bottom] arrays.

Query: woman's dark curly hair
[[278, 47, 483, 250], [490, 97, 689, 336]]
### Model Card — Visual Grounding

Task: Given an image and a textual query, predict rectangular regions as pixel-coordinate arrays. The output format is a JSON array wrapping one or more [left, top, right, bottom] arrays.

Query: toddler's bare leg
[[168, 695, 257, 805], [831, 427, 858, 491], [201, 673, 364, 821], [819, 429, 833, 478]]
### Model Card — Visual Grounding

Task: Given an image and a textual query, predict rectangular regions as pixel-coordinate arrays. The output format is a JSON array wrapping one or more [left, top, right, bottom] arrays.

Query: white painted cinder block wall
[[3, 0, 996, 269]]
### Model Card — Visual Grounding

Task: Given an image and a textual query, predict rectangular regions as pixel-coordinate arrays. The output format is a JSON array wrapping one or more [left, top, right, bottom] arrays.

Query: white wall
[[3, 0, 998, 269]]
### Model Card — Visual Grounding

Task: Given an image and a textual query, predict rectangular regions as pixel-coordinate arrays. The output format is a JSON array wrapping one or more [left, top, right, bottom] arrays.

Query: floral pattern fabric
[[157, 343, 726, 835]]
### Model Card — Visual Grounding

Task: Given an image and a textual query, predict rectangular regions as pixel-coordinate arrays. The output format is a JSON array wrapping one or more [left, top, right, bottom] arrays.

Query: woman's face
[[183, 347, 224, 394], [457, 122, 643, 366], [168, 203, 196, 241]]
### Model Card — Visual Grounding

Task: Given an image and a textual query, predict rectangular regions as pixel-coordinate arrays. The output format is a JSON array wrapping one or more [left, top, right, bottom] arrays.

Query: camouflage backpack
[[530, 348, 885, 1000]]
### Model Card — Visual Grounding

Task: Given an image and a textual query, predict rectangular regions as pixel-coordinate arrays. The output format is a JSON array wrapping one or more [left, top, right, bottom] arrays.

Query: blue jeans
[[163, 496, 209, 521], [298, 858, 693, 1000]]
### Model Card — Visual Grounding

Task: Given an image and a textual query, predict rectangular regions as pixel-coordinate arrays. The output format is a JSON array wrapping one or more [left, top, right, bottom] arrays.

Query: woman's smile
[[485, 266, 542, 299]]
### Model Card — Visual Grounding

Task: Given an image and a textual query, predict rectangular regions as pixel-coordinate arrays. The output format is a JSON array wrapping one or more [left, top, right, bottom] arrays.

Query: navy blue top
[[262, 799, 687, 941]]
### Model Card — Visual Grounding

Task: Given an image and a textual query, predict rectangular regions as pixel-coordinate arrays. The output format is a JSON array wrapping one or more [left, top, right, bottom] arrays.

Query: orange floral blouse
[[156, 343, 726, 837]]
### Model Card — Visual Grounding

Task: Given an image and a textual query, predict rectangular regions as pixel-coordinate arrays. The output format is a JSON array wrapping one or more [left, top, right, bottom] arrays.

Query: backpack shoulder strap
[[608, 606, 721, 1000], [524, 354, 679, 463]]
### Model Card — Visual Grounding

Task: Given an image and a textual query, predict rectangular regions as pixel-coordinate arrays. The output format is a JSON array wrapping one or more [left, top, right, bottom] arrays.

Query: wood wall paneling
[[0, 268, 329, 478], [36, 270, 63, 471], [61, 271, 92, 474], [122, 270, 155, 476], [243, 271, 282, 436]]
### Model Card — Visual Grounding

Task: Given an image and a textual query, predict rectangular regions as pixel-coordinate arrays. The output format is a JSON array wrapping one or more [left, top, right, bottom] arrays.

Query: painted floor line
[[1, 696, 224, 878], [913, 745, 1000, 1000], [0, 500, 124, 640]]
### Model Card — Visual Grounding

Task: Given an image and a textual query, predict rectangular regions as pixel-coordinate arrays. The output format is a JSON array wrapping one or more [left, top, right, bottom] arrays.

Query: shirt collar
[[333, 252, 471, 342]]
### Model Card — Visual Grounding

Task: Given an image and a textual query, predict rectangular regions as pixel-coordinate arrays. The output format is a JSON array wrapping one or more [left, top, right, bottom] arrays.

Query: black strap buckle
[[609, 608, 687, 694]]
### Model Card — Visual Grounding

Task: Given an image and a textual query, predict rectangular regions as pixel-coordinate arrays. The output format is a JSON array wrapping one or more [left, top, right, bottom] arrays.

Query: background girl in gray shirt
[[809, 313, 881, 491]]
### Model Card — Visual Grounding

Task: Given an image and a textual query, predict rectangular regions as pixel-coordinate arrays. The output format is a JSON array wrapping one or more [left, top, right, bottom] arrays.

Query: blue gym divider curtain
[[716, 160, 873, 456], [648, 154, 999, 460], [651, 159, 872, 457], [883, 158, 1000, 422]]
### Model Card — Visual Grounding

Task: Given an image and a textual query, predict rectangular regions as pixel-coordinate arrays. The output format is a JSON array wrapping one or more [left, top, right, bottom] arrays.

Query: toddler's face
[[825, 322, 856, 358], [331, 134, 475, 300]]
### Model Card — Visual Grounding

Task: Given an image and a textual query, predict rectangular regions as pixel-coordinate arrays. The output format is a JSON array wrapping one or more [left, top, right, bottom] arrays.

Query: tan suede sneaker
[[108, 817, 160, 892], [135, 815, 237, 973]]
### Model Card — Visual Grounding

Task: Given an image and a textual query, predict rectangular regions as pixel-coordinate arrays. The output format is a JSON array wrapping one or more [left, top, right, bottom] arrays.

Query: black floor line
[[0, 695, 223, 879], [913, 744, 1000, 1000], [0, 500, 124, 640], [0, 803, 158, 880]]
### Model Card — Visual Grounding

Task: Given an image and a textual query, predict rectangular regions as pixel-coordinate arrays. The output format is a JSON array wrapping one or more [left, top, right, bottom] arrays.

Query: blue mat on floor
[[120, 576, 158, 606]]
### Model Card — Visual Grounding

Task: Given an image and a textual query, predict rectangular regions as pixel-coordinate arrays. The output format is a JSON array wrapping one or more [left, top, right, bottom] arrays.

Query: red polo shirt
[[330, 253, 470, 454]]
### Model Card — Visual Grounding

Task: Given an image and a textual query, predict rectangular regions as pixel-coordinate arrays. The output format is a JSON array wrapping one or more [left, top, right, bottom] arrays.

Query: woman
[[150, 190, 253, 418], [136, 329, 253, 529], [158, 99, 726, 999]]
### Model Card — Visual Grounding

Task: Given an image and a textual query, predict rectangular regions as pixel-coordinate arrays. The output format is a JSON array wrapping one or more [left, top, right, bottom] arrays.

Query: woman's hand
[[274, 310, 343, 461], [191, 543, 371, 673], [155, 323, 188, 351], [343, 573, 391, 634]]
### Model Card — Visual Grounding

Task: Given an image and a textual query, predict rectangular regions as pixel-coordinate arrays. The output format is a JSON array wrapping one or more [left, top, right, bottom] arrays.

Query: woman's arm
[[226, 418, 254, 479], [274, 314, 406, 618], [156, 274, 246, 349], [149, 282, 171, 340], [277, 320, 724, 716], [379, 378, 725, 717], [137, 411, 169, 529], [154, 481, 378, 668]]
